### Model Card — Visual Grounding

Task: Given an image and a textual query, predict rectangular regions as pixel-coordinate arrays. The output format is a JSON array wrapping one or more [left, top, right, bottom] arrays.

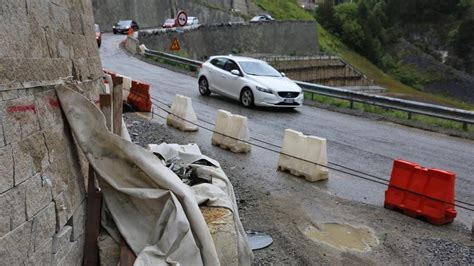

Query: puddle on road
[[301, 223, 378, 252]]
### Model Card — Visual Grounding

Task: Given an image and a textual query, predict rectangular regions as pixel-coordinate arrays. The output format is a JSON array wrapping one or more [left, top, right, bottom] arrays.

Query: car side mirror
[[231, 69, 241, 76], [281, 72, 286, 77]]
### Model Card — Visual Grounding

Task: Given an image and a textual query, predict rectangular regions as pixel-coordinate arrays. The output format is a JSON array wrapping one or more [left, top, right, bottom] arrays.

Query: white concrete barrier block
[[166, 94, 199, 131], [212, 110, 251, 153], [138, 44, 146, 55], [278, 129, 328, 182]]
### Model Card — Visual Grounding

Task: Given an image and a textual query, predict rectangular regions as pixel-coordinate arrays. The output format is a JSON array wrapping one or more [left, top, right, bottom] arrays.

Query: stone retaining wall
[[139, 21, 319, 60], [0, 0, 103, 264]]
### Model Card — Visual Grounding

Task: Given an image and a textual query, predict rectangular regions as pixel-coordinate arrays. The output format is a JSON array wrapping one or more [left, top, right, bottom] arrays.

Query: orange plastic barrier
[[102, 69, 152, 112], [127, 81, 152, 112], [384, 159, 457, 225]]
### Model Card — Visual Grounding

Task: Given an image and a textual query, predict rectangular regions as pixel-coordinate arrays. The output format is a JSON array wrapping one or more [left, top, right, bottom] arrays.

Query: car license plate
[[284, 99, 294, 103]]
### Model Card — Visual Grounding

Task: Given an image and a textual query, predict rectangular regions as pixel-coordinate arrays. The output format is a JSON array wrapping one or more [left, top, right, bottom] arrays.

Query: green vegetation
[[317, 23, 474, 110], [254, 0, 314, 20]]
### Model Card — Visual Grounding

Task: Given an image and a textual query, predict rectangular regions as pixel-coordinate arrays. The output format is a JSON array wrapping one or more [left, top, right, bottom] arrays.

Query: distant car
[[113, 20, 139, 34], [198, 55, 303, 108], [186, 17, 199, 26], [162, 18, 177, 28], [250, 14, 274, 22], [95, 24, 102, 47]]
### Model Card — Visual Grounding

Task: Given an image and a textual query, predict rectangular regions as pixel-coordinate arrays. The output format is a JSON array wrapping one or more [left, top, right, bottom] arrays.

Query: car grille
[[275, 102, 300, 106], [278, 92, 300, 98]]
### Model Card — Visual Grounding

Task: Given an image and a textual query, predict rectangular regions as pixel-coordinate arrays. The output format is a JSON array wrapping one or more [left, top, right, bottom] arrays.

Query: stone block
[[26, 0, 50, 28], [53, 192, 72, 231], [56, 234, 84, 266], [52, 225, 73, 262], [0, 58, 17, 84], [0, 145, 14, 193], [212, 110, 251, 153], [72, 58, 90, 81], [45, 155, 85, 218], [201, 207, 238, 265], [68, 7, 84, 35], [98, 230, 120, 266], [1, 90, 19, 101], [24, 237, 53, 266], [0, 220, 33, 266], [43, 128, 68, 164], [87, 57, 103, 79], [67, 200, 86, 241], [278, 129, 329, 182], [35, 89, 64, 131], [0, 182, 27, 236], [31, 202, 56, 253], [26, 173, 53, 220], [167, 94, 199, 131], [26, 16, 50, 58], [2, 97, 40, 144], [12, 132, 49, 185], [49, 4, 72, 33]]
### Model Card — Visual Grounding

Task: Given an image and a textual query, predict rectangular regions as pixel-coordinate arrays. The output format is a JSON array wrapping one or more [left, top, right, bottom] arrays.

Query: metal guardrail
[[142, 47, 474, 130], [144, 48, 202, 67]]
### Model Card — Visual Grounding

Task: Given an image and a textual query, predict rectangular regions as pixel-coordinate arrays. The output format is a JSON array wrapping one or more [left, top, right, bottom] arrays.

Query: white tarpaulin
[[55, 84, 253, 265]]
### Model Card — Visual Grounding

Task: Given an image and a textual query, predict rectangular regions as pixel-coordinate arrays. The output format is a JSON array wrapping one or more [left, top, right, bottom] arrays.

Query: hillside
[[253, 0, 474, 109]]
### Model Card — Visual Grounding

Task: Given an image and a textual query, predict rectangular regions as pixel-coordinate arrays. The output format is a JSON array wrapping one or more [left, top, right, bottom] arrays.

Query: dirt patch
[[124, 113, 474, 265]]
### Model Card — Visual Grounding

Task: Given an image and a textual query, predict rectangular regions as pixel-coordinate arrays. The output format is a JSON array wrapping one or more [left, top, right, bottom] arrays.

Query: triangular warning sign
[[170, 37, 180, 51]]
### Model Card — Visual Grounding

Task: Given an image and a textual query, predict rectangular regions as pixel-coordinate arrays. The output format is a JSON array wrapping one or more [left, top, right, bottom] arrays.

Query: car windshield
[[117, 20, 132, 26], [239, 61, 281, 77], [165, 19, 174, 24]]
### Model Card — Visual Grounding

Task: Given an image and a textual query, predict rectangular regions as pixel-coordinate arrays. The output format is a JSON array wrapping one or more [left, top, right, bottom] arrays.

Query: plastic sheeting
[[55, 84, 253, 265]]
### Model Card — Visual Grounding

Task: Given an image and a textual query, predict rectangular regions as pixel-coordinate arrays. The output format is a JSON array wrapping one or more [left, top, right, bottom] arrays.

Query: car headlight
[[256, 86, 273, 94], [113, 26, 116, 28]]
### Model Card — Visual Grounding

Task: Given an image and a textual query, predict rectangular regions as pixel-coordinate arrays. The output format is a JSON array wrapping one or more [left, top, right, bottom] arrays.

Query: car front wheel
[[198, 77, 211, 96], [240, 88, 254, 108]]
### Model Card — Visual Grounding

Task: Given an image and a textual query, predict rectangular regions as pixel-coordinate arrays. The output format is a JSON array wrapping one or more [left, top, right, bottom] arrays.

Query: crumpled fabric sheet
[[55, 84, 253, 265]]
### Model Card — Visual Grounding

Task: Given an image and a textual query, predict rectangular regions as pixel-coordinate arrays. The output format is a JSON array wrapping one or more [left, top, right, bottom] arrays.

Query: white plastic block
[[166, 95, 199, 131], [211, 110, 251, 153], [278, 129, 328, 182]]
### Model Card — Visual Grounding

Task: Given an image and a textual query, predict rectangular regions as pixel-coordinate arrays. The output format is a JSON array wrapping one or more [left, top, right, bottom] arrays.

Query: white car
[[198, 56, 303, 108], [186, 17, 199, 26], [250, 14, 274, 22]]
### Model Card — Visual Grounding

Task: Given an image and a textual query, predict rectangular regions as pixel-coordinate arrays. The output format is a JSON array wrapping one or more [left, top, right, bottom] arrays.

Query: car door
[[207, 58, 228, 94], [222, 60, 244, 99]]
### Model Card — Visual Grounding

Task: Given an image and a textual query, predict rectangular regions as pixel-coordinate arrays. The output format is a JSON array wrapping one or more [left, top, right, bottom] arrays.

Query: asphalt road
[[100, 33, 474, 226]]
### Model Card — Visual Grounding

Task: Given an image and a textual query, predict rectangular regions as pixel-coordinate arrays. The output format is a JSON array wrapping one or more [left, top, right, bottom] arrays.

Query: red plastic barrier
[[127, 81, 152, 112], [384, 159, 456, 225]]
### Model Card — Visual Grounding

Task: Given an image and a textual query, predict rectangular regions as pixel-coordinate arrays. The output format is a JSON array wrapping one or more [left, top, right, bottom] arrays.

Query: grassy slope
[[254, 0, 314, 20], [253, 0, 474, 110]]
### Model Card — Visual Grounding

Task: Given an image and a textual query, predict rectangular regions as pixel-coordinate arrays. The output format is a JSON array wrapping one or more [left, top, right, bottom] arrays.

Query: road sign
[[170, 37, 180, 51], [176, 10, 188, 27]]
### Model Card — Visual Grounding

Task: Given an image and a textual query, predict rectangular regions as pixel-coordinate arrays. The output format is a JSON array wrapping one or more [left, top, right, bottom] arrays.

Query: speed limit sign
[[176, 10, 188, 27]]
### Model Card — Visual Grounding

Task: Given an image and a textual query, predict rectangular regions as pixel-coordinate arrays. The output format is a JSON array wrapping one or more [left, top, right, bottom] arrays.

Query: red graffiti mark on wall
[[49, 98, 60, 108], [7, 105, 36, 114]]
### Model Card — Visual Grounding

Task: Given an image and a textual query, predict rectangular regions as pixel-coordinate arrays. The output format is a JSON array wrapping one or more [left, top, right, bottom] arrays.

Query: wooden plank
[[119, 238, 137, 266], [100, 94, 112, 131], [112, 76, 123, 135], [83, 165, 103, 266]]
